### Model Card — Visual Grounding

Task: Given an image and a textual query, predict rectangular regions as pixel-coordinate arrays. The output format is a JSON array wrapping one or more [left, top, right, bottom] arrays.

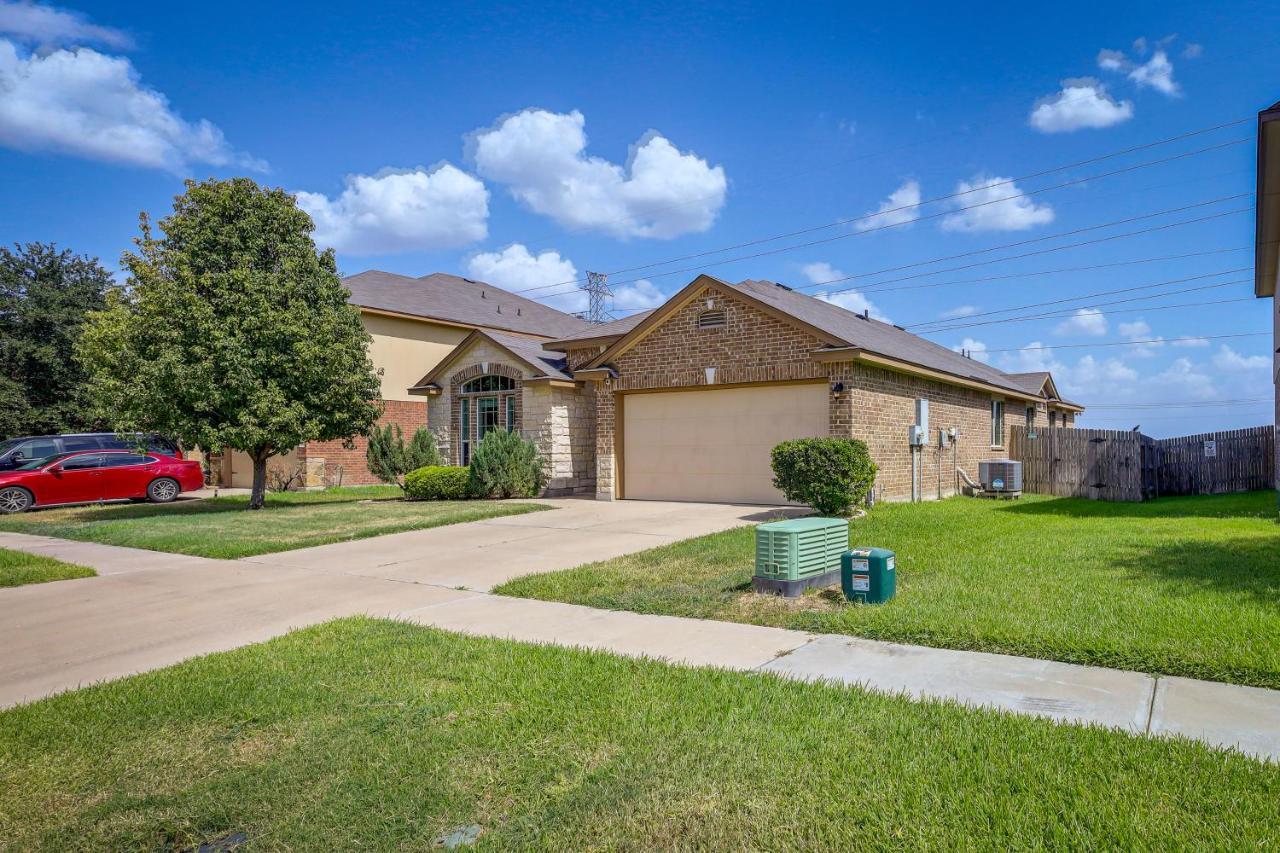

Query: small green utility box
[[841, 547, 896, 604], [753, 517, 848, 597]]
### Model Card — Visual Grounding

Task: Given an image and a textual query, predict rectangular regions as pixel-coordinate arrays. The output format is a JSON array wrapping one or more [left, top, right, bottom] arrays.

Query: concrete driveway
[[0, 498, 796, 707]]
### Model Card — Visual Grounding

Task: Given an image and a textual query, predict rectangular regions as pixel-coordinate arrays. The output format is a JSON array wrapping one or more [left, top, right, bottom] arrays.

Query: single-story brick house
[[217, 270, 591, 487], [411, 273, 1083, 503]]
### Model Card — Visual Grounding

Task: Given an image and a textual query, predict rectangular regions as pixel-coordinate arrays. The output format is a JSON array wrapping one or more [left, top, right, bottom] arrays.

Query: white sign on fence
[[1203, 440, 1217, 458]]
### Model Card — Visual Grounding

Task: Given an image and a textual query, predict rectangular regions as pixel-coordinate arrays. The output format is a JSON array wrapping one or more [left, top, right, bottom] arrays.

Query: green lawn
[[497, 491, 1280, 689], [0, 547, 95, 587], [1, 618, 1275, 850], [0, 487, 547, 559]]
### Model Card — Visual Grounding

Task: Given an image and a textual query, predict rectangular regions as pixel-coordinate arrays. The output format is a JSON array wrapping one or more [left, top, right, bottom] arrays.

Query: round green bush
[[403, 466, 473, 501], [770, 437, 877, 516]]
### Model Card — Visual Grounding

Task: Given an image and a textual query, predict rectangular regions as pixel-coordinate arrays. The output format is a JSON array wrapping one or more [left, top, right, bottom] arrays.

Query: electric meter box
[[841, 547, 896, 604]]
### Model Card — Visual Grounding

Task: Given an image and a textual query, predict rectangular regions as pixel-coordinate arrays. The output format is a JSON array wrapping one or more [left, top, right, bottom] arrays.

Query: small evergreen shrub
[[771, 437, 877, 516], [404, 466, 473, 501], [468, 430, 547, 498], [366, 424, 442, 488]]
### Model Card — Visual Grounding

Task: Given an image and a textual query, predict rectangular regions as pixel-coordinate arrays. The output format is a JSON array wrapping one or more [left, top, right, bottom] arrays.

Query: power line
[[796, 199, 1251, 296], [518, 84, 1224, 245], [1088, 397, 1273, 410], [602, 201, 1255, 319], [975, 332, 1268, 353], [905, 268, 1251, 329], [510, 116, 1251, 296], [854, 246, 1251, 298], [521, 137, 1249, 300], [917, 296, 1255, 335]]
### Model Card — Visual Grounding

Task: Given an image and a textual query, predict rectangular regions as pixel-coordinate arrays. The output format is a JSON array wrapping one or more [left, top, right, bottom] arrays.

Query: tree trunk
[[249, 451, 270, 510]]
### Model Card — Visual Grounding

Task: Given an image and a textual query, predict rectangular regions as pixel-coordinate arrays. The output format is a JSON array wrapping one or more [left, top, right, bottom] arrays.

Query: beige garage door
[[622, 382, 828, 504]]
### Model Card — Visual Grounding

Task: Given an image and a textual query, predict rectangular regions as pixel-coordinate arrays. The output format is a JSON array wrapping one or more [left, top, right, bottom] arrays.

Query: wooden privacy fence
[[1009, 425, 1275, 502]]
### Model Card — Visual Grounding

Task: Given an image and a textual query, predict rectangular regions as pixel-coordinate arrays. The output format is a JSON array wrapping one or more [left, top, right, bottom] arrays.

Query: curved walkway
[[1, 498, 1278, 762]]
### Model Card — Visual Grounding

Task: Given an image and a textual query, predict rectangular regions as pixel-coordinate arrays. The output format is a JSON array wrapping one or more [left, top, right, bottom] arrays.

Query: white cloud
[[1097, 49, 1129, 71], [940, 175, 1054, 233], [1069, 354, 1139, 387], [1128, 50, 1179, 96], [469, 108, 726, 239], [1182, 43, 1203, 59], [1153, 357, 1215, 399], [1118, 318, 1163, 357], [951, 337, 990, 363], [1029, 78, 1133, 133], [1054, 308, 1108, 337], [465, 243, 582, 312], [941, 305, 978, 319], [0, 40, 260, 172], [1171, 336, 1210, 348], [801, 261, 888, 321], [1000, 341, 1059, 374], [0, 1, 131, 49], [297, 164, 488, 255], [613, 278, 666, 312], [1212, 345, 1269, 373], [1098, 45, 1181, 96], [855, 179, 921, 231]]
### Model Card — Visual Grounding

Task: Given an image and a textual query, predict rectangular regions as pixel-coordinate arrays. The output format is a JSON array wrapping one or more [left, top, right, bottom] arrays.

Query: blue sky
[[1, 0, 1276, 435]]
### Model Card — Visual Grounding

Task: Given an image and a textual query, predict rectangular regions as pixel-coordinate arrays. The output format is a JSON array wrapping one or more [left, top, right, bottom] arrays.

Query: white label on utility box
[[850, 576, 870, 592], [886, 557, 895, 571], [848, 559, 869, 572]]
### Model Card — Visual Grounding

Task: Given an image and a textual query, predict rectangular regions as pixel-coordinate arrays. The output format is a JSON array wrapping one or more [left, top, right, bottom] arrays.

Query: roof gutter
[[853, 351, 1047, 404], [1256, 101, 1280, 298]]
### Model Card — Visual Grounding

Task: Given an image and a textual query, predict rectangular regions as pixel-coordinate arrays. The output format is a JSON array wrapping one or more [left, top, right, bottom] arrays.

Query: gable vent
[[697, 309, 727, 330]]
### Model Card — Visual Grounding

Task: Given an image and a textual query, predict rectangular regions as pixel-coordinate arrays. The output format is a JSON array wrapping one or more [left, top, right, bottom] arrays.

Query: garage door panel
[[622, 383, 828, 504]]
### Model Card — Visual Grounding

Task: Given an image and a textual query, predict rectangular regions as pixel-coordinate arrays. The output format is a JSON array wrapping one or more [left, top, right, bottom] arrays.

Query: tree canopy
[[78, 178, 382, 508], [0, 243, 112, 438]]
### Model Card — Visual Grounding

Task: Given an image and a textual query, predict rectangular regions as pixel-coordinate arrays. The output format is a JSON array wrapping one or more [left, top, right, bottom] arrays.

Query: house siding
[[588, 283, 1033, 502]]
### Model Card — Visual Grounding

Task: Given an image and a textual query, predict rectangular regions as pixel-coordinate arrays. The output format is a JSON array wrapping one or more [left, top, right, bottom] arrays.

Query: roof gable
[[410, 329, 571, 392]]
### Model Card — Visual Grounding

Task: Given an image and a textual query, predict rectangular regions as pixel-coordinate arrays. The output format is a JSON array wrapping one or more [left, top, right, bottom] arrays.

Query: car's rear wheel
[[147, 478, 180, 503], [0, 486, 33, 514]]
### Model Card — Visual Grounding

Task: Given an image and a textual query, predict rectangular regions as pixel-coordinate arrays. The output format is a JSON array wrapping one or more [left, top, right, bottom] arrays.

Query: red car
[[0, 450, 205, 514]]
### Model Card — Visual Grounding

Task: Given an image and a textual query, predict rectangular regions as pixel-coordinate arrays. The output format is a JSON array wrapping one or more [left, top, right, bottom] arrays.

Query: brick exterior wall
[[587, 282, 1046, 503], [299, 398, 428, 486]]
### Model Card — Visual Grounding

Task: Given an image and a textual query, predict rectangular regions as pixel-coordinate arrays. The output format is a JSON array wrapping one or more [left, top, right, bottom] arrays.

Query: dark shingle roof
[[483, 331, 571, 380], [731, 279, 1041, 397], [344, 270, 592, 338], [1002, 372, 1052, 395]]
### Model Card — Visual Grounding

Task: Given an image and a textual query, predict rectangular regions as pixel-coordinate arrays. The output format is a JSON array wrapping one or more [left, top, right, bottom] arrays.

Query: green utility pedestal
[[841, 547, 896, 604]]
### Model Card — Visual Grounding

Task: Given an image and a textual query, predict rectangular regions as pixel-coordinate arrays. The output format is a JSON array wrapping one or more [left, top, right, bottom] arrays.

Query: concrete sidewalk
[[3, 510, 1279, 762]]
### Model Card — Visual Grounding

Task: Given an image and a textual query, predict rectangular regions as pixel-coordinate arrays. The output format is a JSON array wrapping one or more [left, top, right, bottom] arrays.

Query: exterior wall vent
[[697, 309, 727, 330]]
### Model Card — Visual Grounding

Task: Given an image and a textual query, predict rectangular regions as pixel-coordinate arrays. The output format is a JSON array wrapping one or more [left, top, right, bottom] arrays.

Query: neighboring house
[[414, 273, 1083, 503], [217, 271, 592, 487], [1255, 99, 1280, 495]]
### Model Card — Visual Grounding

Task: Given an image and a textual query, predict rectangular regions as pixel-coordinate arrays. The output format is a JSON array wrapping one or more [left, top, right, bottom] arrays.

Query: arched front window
[[460, 375, 515, 394], [457, 374, 517, 464]]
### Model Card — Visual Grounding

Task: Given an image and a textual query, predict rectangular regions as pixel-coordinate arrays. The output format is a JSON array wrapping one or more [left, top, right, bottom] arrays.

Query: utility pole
[[581, 271, 613, 324]]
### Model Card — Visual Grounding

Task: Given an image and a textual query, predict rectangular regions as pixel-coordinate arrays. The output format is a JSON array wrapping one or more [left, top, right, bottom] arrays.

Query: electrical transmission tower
[[581, 271, 613, 323]]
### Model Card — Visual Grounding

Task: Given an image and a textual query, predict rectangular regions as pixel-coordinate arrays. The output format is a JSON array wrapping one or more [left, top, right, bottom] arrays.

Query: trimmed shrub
[[469, 430, 547, 498], [771, 437, 877, 516], [366, 424, 442, 488], [404, 466, 473, 501]]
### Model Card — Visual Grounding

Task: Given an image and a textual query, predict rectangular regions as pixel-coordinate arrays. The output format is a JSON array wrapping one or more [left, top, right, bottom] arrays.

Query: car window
[[101, 453, 153, 467], [60, 454, 103, 471], [0, 438, 22, 455], [15, 453, 68, 471], [12, 439, 59, 460], [98, 435, 135, 451], [147, 436, 180, 455], [62, 436, 103, 452]]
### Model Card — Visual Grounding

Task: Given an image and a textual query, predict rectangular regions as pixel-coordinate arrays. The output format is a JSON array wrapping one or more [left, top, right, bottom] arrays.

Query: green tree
[[78, 178, 381, 509], [366, 424, 442, 489], [0, 243, 111, 437]]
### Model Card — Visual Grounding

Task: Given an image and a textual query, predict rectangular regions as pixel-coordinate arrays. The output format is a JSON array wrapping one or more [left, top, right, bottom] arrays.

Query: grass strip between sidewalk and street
[[496, 491, 1280, 689], [0, 547, 95, 587]]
